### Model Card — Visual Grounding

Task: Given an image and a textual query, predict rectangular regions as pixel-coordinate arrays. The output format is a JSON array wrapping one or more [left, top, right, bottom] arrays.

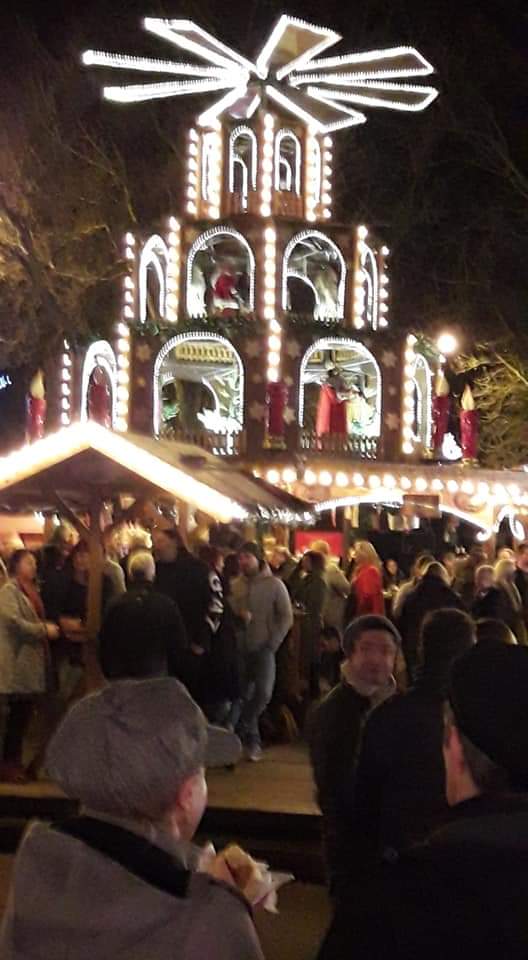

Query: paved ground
[[0, 743, 320, 817]]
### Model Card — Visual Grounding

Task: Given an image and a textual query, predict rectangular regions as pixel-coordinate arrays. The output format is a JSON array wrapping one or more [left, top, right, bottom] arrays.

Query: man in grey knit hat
[[0, 678, 263, 960]]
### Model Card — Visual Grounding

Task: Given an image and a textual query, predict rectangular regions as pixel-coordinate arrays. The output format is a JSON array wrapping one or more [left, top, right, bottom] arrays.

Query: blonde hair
[[310, 539, 330, 557], [354, 540, 381, 571], [475, 564, 494, 591], [494, 558, 516, 584]]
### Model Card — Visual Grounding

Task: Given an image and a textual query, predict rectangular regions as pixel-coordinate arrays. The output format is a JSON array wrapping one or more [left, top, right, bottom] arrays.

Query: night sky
[[3, 0, 528, 355]]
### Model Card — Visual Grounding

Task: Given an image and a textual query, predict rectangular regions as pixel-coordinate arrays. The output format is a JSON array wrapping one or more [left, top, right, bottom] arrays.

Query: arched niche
[[299, 338, 381, 437], [139, 235, 169, 326], [229, 126, 257, 211], [186, 227, 255, 319], [357, 241, 380, 329], [81, 340, 117, 428], [412, 353, 432, 448], [153, 333, 244, 438], [275, 130, 302, 194], [283, 231, 346, 320]]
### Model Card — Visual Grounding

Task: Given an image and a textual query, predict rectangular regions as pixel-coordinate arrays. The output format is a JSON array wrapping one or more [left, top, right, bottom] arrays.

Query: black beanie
[[450, 643, 528, 788], [343, 615, 402, 657]]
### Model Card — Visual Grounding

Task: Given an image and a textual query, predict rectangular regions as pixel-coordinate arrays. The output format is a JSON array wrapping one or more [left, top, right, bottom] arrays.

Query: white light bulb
[[402, 442, 414, 455], [260, 204, 271, 217], [268, 335, 281, 351], [264, 227, 276, 242], [323, 209, 332, 219], [269, 319, 281, 334], [282, 468, 297, 484], [187, 201, 197, 214], [358, 225, 369, 240], [319, 471, 333, 486], [304, 469, 317, 486], [268, 351, 280, 367]]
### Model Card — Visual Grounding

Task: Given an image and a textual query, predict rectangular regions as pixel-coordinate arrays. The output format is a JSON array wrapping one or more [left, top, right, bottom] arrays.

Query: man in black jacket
[[318, 642, 528, 959], [153, 526, 211, 649], [350, 608, 475, 873], [308, 615, 400, 892], [397, 561, 463, 685], [99, 550, 187, 680]]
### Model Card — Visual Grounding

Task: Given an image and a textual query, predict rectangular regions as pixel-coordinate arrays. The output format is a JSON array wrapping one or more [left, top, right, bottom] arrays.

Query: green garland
[[132, 313, 266, 342]]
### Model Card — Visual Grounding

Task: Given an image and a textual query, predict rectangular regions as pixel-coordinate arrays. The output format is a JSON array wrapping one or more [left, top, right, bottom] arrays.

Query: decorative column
[[460, 384, 479, 464]]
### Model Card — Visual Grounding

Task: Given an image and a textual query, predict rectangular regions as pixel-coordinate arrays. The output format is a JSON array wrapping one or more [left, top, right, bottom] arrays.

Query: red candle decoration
[[266, 380, 288, 438], [460, 385, 479, 462], [431, 369, 450, 454], [26, 370, 47, 442]]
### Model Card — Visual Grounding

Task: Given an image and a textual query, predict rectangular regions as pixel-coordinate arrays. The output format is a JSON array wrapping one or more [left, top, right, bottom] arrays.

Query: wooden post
[[177, 500, 190, 549], [85, 497, 105, 691]]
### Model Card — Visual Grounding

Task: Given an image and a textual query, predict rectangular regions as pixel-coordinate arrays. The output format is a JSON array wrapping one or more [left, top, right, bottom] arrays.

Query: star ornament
[[82, 15, 438, 134]]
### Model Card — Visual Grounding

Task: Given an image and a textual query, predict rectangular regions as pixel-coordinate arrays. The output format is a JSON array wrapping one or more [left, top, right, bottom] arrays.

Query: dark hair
[[517, 541, 528, 555], [343, 615, 401, 657], [222, 553, 239, 585], [444, 703, 508, 794], [153, 526, 183, 546], [476, 618, 517, 647], [421, 608, 475, 671], [197, 544, 223, 569], [304, 550, 326, 574], [321, 624, 342, 643], [8, 549, 33, 577]]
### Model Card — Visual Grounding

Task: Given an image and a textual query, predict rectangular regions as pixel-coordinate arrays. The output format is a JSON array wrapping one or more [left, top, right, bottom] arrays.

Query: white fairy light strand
[[402, 333, 417, 455], [166, 217, 181, 323], [153, 332, 245, 436], [262, 226, 281, 383], [115, 233, 135, 432], [139, 235, 169, 325], [81, 341, 118, 427], [298, 337, 382, 436], [60, 340, 72, 426], [84, 19, 438, 133], [274, 129, 302, 194], [282, 230, 346, 315], [186, 226, 256, 317]]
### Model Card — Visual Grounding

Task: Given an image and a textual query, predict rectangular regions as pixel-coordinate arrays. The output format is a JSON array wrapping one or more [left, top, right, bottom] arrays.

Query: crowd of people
[[1, 522, 528, 955]]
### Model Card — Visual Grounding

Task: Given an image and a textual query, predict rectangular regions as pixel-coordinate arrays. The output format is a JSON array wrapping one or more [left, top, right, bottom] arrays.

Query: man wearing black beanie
[[309, 615, 400, 892], [318, 641, 528, 959]]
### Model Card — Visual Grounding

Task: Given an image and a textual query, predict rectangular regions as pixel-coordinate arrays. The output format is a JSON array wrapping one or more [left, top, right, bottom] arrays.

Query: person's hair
[[47, 523, 75, 547], [47, 679, 208, 822], [153, 525, 183, 544], [8, 549, 33, 577], [223, 551, 239, 577], [413, 553, 435, 576], [343, 615, 401, 657], [197, 544, 223, 569], [421, 608, 475, 671], [304, 549, 326, 573], [272, 546, 292, 561], [444, 703, 508, 794], [475, 564, 494, 591], [516, 541, 528, 556], [476, 618, 517, 647], [439, 548, 456, 560], [424, 561, 449, 583], [128, 550, 155, 582], [310, 539, 330, 557], [354, 540, 381, 571], [494, 558, 516, 584]]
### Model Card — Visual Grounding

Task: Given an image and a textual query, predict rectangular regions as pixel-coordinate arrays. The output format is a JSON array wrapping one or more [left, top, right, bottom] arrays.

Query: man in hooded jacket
[[396, 561, 463, 685]]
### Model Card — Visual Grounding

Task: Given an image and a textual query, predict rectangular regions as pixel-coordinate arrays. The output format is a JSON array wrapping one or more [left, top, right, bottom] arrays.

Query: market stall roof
[[253, 456, 528, 540], [0, 422, 313, 524]]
